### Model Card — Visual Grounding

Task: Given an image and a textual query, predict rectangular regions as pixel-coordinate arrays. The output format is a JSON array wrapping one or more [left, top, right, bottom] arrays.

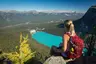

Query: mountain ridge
[[74, 5, 96, 33]]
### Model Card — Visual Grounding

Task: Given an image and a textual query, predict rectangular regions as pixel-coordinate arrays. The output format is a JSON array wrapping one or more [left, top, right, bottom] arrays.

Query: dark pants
[[50, 45, 69, 59], [50, 46, 62, 56]]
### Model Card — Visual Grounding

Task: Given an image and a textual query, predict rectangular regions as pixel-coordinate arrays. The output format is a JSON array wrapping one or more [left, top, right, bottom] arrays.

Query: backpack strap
[[66, 32, 76, 46], [66, 32, 76, 47]]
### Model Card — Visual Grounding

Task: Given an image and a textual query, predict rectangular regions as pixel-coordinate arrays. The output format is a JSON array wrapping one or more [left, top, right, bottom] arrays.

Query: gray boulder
[[43, 56, 66, 64]]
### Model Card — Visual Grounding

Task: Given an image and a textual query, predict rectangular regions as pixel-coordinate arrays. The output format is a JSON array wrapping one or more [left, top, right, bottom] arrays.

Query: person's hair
[[64, 20, 75, 34]]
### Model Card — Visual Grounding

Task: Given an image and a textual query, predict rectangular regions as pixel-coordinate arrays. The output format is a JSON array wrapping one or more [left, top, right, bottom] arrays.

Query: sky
[[0, 0, 96, 13]]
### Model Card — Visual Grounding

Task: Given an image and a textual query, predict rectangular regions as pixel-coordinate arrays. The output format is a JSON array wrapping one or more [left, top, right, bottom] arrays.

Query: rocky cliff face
[[74, 5, 96, 33]]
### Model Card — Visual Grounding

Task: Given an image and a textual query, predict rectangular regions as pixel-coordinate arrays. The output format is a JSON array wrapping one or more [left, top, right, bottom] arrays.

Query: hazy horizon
[[0, 0, 96, 13], [0, 9, 84, 13]]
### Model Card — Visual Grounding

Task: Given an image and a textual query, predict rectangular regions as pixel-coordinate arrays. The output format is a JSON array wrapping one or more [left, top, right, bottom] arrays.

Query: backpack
[[66, 33, 84, 58], [43, 56, 66, 64]]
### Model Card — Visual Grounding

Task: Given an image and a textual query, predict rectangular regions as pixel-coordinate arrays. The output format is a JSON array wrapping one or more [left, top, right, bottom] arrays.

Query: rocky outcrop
[[43, 56, 66, 64]]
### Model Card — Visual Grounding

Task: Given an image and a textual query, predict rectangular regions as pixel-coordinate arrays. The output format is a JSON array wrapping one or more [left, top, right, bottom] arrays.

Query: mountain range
[[0, 10, 84, 27]]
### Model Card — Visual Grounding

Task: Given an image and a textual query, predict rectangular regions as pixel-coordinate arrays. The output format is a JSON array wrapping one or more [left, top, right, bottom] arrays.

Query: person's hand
[[65, 58, 76, 62], [65, 59, 73, 62]]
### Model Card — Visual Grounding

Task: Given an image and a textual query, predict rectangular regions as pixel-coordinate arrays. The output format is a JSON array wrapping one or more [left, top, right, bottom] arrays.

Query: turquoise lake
[[32, 31, 62, 47]]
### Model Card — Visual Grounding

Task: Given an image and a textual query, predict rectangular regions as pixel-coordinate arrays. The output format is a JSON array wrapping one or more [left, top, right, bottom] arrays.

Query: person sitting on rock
[[61, 20, 84, 59]]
